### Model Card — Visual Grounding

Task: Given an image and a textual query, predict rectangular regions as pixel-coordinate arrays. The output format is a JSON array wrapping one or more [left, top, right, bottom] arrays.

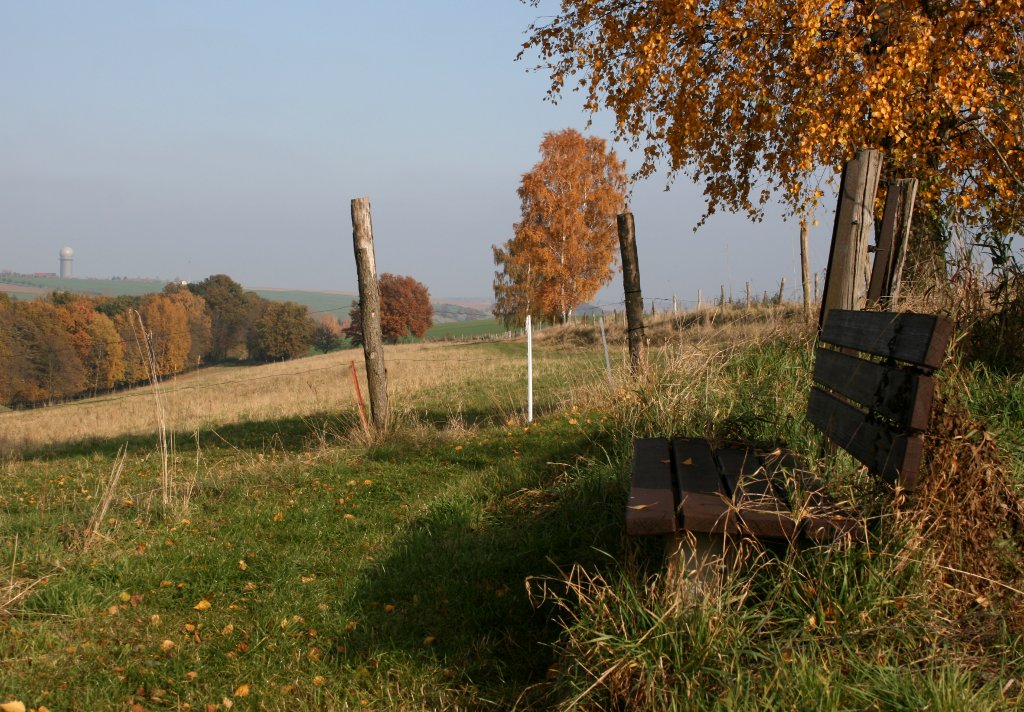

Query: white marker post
[[526, 314, 533, 423]]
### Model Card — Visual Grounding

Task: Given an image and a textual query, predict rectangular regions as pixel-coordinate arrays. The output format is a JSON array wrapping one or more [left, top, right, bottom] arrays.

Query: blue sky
[[1, 1, 833, 306]]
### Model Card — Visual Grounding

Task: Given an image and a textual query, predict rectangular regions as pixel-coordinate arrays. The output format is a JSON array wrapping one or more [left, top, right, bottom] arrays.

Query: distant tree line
[[0, 275, 331, 407]]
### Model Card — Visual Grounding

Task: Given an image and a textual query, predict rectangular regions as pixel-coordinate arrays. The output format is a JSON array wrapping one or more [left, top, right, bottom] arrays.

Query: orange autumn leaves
[[493, 128, 628, 327], [524, 0, 1024, 233]]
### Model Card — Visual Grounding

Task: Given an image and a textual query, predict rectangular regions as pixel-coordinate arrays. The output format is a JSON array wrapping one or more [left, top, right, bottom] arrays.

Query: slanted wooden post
[[617, 212, 647, 375], [350, 197, 389, 431], [868, 178, 919, 307], [819, 149, 884, 328], [777, 277, 786, 304]]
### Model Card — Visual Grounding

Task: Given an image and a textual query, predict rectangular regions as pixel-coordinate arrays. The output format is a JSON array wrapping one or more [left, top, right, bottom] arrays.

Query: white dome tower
[[59, 246, 74, 279]]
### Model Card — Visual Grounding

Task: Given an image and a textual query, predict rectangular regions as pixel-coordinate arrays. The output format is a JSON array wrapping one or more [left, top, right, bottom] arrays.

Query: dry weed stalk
[[898, 395, 1024, 617], [129, 309, 173, 507], [83, 444, 129, 551]]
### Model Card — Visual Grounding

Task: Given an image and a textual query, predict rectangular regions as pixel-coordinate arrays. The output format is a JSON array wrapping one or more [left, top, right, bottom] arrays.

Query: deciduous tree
[[345, 274, 434, 345], [311, 314, 345, 353], [492, 128, 627, 325], [523, 1, 1024, 238], [188, 275, 255, 361], [249, 301, 315, 361], [138, 295, 191, 376], [165, 285, 213, 367]]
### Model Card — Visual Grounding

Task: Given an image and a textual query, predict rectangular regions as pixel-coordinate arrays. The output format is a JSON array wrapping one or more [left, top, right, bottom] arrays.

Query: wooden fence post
[[800, 217, 812, 320], [777, 277, 786, 304], [868, 178, 919, 307], [617, 212, 647, 375], [350, 197, 389, 431], [745, 282, 751, 309], [820, 148, 884, 327]]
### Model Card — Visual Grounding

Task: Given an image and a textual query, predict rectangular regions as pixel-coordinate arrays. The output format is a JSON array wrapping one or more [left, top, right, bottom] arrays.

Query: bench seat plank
[[813, 347, 935, 431], [807, 387, 924, 488], [673, 438, 736, 534], [626, 438, 678, 536], [717, 448, 797, 540]]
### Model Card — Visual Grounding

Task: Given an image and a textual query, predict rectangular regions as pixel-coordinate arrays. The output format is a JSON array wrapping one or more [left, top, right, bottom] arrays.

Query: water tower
[[59, 246, 74, 279]]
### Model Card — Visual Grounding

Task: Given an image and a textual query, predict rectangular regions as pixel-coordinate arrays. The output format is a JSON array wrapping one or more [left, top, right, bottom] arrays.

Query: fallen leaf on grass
[[221, 623, 234, 635], [312, 675, 326, 686], [300, 575, 315, 584], [160, 639, 176, 652], [0, 701, 26, 712], [273, 511, 284, 522], [233, 684, 250, 697], [238, 560, 248, 571], [194, 599, 212, 611]]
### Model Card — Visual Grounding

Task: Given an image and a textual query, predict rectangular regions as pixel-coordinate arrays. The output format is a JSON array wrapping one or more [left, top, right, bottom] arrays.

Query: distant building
[[59, 246, 74, 279]]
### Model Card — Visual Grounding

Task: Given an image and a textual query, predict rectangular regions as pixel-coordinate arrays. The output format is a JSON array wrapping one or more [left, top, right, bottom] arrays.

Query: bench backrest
[[808, 309, 953, 489]]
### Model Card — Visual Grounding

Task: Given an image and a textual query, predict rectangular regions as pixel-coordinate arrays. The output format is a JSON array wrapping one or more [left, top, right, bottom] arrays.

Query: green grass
[[2, 315, 1022, 710], [424, 318, 505, 341]]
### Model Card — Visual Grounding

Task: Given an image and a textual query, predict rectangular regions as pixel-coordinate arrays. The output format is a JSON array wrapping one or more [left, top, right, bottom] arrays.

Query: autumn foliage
[[345, 273, 434, 345], [523, 1, 1024, 236], [0, 275, 319, 407], [493, 128, 628, 326]]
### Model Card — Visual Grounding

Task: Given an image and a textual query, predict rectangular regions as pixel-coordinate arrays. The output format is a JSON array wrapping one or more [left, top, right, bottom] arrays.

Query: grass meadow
[[1, 306, 1022, 710]]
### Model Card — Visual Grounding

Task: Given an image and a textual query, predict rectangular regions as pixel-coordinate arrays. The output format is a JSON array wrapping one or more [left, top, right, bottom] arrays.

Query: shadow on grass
[[19, 410, 370, 461], [334, 428, 657, 707]]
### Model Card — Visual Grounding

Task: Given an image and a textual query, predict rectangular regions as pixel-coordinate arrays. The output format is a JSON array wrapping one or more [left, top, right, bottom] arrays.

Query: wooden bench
[[626, 309, 953, 543]]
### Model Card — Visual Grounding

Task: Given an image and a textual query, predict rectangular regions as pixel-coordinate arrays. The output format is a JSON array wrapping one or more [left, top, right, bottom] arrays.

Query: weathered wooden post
[[617, 212, 647, 375], [819, 149, 884, 327], [350, 197, 389, 431], [777, 277, 786, 304], [868, 178, 919, 307], [720, 284, 726, 309]]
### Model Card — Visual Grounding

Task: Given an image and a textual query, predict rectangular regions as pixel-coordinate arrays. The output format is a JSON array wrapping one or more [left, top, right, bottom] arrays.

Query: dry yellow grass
[[0, 306, 807, 452], [0, 340, 530, 450]]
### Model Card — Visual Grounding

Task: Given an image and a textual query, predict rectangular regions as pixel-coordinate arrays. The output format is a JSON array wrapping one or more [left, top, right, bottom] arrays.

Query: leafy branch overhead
[[523, 0, 1024, 235], [493, 128, 628, 327]]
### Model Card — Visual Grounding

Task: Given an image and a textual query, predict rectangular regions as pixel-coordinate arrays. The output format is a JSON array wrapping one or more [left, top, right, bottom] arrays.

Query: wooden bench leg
[[664, 530, 737, 591]]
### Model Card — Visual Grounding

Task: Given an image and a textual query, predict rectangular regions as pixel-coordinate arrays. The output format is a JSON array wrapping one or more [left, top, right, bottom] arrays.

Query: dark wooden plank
[[673, 438, 736, 534], [807, 387, 924, 489], [820, 309, 952, 369], [626, 438, 678, 536], [716, 448, 796, 540], [787, 471, 861, 543], [812, 347, 936, 430]]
